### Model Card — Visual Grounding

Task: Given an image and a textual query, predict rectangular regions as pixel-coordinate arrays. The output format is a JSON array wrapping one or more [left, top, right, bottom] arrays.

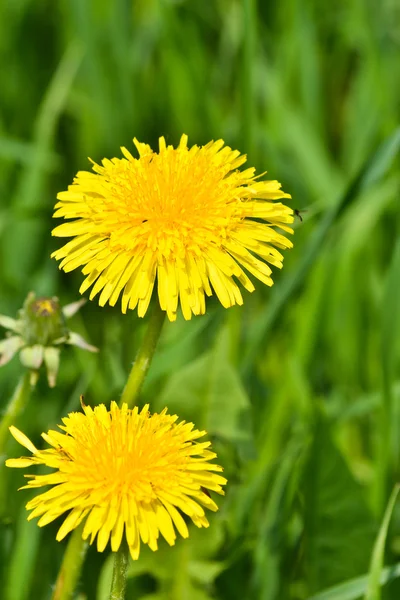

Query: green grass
[[1, 0, 400, 598]]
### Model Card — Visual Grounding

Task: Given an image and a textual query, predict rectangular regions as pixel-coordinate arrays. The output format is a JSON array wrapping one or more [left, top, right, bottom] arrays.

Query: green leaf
[[156, 326, 252, 444], [188, 560, 227, 585], [302, 411, 376, 594]]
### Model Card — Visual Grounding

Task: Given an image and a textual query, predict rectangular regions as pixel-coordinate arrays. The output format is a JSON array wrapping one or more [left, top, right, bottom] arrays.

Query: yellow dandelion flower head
[[52, 135, 294, 321], [6, 402, 226, 560]]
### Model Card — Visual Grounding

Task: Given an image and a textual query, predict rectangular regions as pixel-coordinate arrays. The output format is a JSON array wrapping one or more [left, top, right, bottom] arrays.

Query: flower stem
[[119, 302, 166, 409], [109, 540, 129, 600], [52, 524, 88, 600], [0, 372, 34, 515], [0, 372, 33, 455]]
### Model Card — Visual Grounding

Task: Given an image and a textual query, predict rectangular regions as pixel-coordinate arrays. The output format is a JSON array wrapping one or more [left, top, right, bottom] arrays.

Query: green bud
[[0, 291, 98, 387], [20, 293, 69, 346]]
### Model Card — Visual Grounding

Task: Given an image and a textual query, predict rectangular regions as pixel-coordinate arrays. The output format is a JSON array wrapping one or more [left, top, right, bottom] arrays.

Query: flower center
[[69, 416, 186, 503], [90, 148, 245, 259]]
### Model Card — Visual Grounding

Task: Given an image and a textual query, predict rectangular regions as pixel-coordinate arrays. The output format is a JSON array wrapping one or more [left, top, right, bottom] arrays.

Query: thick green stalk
[[0, 372, 34, 515], [119, 302, 166, 409], [52, 524, 88, 600], [0, 372, 33, 456], [109, 541, 129, 600]]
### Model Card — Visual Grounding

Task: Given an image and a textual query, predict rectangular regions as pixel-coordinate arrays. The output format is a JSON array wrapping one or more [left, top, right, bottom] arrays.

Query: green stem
[[119, 302, 166, 409], [0, 372, 33, 456], [109, 541, 129, 600], [0, 372, 34, 515], [52, 524, 88, 600]]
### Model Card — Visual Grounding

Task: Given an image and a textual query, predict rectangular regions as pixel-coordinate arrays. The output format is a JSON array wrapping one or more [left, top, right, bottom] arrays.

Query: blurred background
[[1, 0, 400, 599]]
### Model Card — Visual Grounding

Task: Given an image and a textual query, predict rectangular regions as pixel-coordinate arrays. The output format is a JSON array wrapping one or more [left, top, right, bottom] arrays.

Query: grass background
[[1, 0, 400, 598]]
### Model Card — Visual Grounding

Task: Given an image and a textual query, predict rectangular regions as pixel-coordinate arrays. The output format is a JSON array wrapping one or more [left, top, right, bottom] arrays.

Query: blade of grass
[[376, 239, 400, 513], [14, 40, 84, 210], [2, 41, 84, 288], [242, 127, 400, 375], [0, 137, 60, 169], [241, 0, 257, 161], [364, 484, 400, 600], [251, 438, 302, 599], [5, 514, 41, 600], [309, 562, 400, 600]]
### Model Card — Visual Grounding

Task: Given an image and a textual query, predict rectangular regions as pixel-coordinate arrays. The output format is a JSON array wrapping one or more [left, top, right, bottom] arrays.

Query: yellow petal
[[9, 426, 38, 454]]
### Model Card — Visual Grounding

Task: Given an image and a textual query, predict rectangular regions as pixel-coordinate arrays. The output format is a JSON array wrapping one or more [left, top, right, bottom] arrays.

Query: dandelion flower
[[52, 135, 293, 321], [6, 402, 226, 560]]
